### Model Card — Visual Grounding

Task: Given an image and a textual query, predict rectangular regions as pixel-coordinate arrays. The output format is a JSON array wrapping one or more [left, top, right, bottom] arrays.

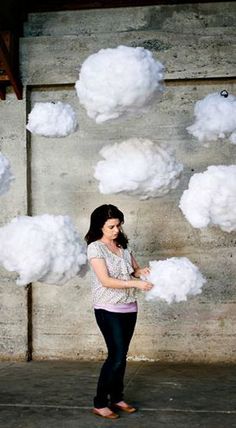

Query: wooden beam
[[0, 32, 11, 82], [0, 84, 6, 100], [0, 32, 22, 100]]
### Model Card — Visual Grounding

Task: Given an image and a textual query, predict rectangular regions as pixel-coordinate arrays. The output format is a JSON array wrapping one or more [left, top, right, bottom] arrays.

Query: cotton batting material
[[26, 102, 78, 137], [187, 92, 236, 145], [94, 138, 183, 199], [75, 45, 164, 123], [0, 152, 14, 196], [0, 215, 87, 286], [144, 257, 206, 304], [179, 165, 236, 232]]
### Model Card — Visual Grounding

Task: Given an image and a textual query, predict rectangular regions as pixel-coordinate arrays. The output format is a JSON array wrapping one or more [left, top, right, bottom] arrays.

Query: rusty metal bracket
[[0, 31, 22, 100]]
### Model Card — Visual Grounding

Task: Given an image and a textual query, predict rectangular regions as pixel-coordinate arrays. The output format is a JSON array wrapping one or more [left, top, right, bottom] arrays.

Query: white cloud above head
[[26, 102, 78, 137], [0, 152, 14, 196], [94, 138, 183, 200], [143, 257, 206, 304], [179, 165, 236, 232], [0, 214, 87, 286], [75, 45, 164, 123], [187, 91, 236, 145]]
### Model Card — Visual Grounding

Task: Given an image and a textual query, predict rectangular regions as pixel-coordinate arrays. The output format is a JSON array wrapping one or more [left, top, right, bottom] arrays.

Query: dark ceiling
[[26, 0, 224, 12]]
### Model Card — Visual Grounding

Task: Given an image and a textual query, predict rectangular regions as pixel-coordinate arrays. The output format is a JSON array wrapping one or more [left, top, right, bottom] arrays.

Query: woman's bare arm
[[90, 258, 152, 291], [131, 254, 150, 278]]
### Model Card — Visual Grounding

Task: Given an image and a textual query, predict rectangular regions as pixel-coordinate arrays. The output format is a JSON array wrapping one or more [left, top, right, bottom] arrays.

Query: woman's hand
[[133, 266, 150, 278], [134, 280, 153, 291]]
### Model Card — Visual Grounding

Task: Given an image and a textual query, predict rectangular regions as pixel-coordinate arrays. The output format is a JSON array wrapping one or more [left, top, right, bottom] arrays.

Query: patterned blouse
[[87, 240, 137, 305]]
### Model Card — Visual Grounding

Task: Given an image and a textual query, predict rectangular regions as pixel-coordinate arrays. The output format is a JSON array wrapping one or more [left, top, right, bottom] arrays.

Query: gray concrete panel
[[20, 31, 236, 85], [28, 80, 236, 362], [0, 90, 27, 223], [24, 3, 236, 37], [0, 90, 28, 360]]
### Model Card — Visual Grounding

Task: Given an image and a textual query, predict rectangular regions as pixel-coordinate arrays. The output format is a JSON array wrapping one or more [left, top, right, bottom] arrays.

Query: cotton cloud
[[144, 257, 206, 304], [26, 102, 78, 137], [179, 165, 236, 232], [0, 152, 14, 196], [0, 215, 87, 286], [75, 45, 164, 123], [187, 91, 236, 145], [94, 138, 183, 199]]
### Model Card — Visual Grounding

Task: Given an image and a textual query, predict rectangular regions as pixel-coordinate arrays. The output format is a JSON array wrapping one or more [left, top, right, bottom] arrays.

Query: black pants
[[94, 309, 137, 408]]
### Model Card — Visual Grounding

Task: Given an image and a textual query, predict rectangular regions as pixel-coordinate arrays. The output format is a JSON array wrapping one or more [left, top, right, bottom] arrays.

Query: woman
[[85, 204, 152, 419]]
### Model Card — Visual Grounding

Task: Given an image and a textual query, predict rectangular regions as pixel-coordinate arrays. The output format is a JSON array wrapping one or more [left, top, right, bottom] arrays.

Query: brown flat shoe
[[92, 408, 119, 419], [113, 403, 137, 413]]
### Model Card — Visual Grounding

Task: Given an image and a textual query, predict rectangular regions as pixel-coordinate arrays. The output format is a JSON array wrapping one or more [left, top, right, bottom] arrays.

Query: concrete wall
[[0, 2, 236, 362], [0, 93, 28, 360]]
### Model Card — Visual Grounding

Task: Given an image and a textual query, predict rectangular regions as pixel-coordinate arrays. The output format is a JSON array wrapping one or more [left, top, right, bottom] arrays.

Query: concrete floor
[[0, 361, 235, 428]]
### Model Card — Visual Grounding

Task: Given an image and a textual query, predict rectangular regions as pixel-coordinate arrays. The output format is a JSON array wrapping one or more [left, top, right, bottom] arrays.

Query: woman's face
[[101, 218, 122, 241]]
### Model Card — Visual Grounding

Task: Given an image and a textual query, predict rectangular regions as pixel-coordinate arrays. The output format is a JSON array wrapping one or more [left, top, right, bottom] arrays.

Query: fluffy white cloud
[[75, 45, 164, 123], [0, 152, 14, 196], [0, 215, 87, 286], [144, 257, 206, 304], [26, 102, 78, 137], [94, 138, 183, 199], [187, 91, 236, 145], [179, 165, 236, 232]]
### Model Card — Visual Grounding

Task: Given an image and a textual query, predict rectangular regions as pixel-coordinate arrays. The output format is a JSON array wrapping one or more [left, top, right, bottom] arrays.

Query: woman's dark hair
[[85, 204, 128, 248]]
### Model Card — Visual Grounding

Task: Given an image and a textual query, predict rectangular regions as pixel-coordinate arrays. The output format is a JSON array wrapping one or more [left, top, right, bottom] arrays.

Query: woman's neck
[[100, 237, 116, 246], [99, 238, 122, 255]]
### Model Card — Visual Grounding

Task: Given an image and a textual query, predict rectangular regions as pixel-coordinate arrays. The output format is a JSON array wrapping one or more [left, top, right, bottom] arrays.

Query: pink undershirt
[[94, 302, 138, 313]]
